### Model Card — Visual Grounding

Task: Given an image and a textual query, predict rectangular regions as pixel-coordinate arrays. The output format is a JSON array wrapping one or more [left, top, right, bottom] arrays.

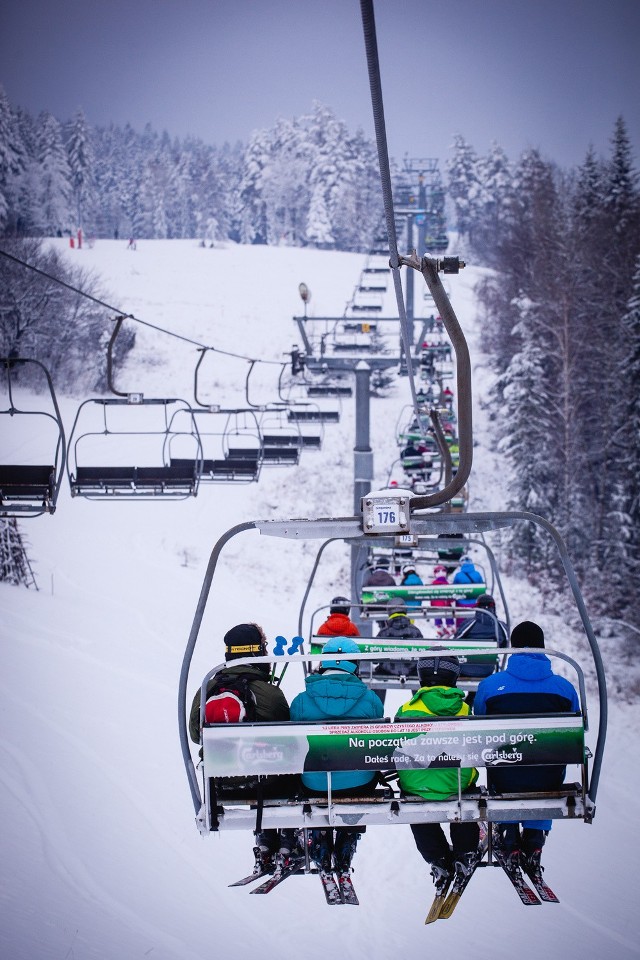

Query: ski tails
[[229, 848, 274, 887], [522, 865, 559, 903], [249, 856, 304, 895], [319, 870, 343, 905], [437, 824, 489, 920], [425, 822, 489, 923], [424, 877, 453, 924], [494, 850, 541, 905], [229, 866, 271, 887], [337, 871, 359, 905], [319, 869, 359, 905]]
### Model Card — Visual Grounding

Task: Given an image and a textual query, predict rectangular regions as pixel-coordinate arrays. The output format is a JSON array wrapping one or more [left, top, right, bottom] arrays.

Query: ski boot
[[252, 845, 275, 876], [309, 829, 333, 872], [332, 831, 360, 875], [453, 849, 480, 880], [521, 848, 544, 881], [429, 857, 453, 896]]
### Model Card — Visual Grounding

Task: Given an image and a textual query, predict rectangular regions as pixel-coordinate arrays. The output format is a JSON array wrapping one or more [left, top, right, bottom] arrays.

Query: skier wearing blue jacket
[[400, 562, 424, 610], [452, 556, 484, 627], [474, 620, 580, 877], [290, 637, 384, 875]]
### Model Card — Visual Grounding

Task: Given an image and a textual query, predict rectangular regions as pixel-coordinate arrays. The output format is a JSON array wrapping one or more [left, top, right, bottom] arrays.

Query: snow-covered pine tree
[[614, 256, 640, 617], [34, 112, 71, 236], [496, 295, 559, 583], [470, 141, 514, 264], [92, 123, 132, 239], [261, 116, 311, 246], [0, 518, 37, 589], [66, 108, 95, 232], [446, 134, 479, 242], [0, 86, 27, 234], [238, 126, 272, 244], [306, 184, 335, 247], [601, 117, 640, 329]]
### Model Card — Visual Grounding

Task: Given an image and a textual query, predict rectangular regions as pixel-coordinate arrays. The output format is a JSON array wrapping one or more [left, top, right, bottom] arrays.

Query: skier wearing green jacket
[[395, 654, 480, 889]]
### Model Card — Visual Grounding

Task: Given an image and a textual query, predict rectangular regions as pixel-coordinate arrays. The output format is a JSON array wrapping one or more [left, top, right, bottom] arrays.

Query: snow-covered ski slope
[[0, 239, 637, 960]]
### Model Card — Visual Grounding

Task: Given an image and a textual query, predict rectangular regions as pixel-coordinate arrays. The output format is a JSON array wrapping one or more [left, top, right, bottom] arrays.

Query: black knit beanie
[[510, 621, 545, 649], [224, 623, 266, 661], [417, 654, 461, 687]]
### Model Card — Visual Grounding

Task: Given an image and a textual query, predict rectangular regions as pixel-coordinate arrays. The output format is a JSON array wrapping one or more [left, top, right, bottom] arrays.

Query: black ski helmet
[[330, 596, 351, 615]]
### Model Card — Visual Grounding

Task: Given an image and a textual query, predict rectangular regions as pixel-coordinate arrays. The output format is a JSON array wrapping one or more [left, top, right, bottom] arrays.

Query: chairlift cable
[[0, 247, 283, 366]]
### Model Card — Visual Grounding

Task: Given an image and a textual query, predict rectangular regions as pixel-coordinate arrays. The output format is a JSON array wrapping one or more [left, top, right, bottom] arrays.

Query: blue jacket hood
[[298, 673, 374, 718], [507, 652, 553, 681]]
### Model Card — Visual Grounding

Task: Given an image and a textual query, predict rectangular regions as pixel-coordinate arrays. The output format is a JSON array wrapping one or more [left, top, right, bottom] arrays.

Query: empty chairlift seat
[[73, 461, 199, 497], [195, 448, 261, 482], [306, 385, 353, 399], [287, 408, 340, 424], [261, 435, 301, 465], [0, 464, 56, 511], [67, 397, 202, 500]]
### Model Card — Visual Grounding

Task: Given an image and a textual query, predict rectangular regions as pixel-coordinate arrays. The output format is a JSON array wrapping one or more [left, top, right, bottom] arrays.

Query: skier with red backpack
[[188, 622, 297, 872]]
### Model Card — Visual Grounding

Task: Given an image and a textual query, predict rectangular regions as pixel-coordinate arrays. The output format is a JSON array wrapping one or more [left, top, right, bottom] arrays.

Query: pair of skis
[[494, 849, 559, 905], [319, 869, 359, 905], [230, 858, 359, 904], [425, 830, 489, 924], [229, 854, 305, 894], [425, 834, 558, 922]]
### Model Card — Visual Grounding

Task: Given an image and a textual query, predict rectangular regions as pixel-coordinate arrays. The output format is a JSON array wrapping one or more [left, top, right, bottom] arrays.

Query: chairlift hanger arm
[[428, 407, 453, 488], [398, 253, 472, 511], [106, 316, 130, 398], [193, 347, 220, 409], [359, 0, 470, 510], [178, 520, 257, 813]]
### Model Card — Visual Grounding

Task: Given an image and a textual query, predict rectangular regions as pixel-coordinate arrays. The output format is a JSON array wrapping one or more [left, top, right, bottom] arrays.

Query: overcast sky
[[1, 0, 638, 170]]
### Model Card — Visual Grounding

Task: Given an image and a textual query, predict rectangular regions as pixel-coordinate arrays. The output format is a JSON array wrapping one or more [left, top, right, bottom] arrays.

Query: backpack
[[204, 673, 258, 724]]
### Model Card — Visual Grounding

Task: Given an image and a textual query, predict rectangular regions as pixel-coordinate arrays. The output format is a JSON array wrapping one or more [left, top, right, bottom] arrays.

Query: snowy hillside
[[0, 240, 637, 960]]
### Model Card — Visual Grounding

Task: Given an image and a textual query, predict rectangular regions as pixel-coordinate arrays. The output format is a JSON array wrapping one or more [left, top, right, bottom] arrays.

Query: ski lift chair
[[169, 407, 263, 484], [67, 397, 201, 499], [258, 408, 303, 466], [0, 357, 66, 518], [287, 398, 340, 425], [179, 506, 604, 846]]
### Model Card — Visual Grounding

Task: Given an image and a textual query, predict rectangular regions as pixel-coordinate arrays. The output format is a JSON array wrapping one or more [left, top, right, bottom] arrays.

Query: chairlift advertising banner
[[361, 584, 487, 603], [309, 637, 499, 656], [203, 717, 584, 777]]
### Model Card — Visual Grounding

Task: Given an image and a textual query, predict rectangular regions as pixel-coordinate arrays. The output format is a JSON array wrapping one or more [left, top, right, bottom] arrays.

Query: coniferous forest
[[447, 122, 640, 619], [1, 86, 639, 621]]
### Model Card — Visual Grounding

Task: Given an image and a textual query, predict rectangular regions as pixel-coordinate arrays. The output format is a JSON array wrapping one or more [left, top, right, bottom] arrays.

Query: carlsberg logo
[[482, 748, 523, 765]]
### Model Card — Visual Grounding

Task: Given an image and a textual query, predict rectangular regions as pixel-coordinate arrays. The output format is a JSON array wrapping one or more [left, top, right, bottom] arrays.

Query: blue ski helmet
[[320, 637, 361, 674]]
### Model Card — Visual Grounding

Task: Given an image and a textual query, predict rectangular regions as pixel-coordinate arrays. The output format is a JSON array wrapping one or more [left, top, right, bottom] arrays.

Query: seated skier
[[395, 654, 480, 896], [474, 620, 580, 882], [290, 637, 383, 895], [453, 593, 508, 695], [317, 596, 360, 637]]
